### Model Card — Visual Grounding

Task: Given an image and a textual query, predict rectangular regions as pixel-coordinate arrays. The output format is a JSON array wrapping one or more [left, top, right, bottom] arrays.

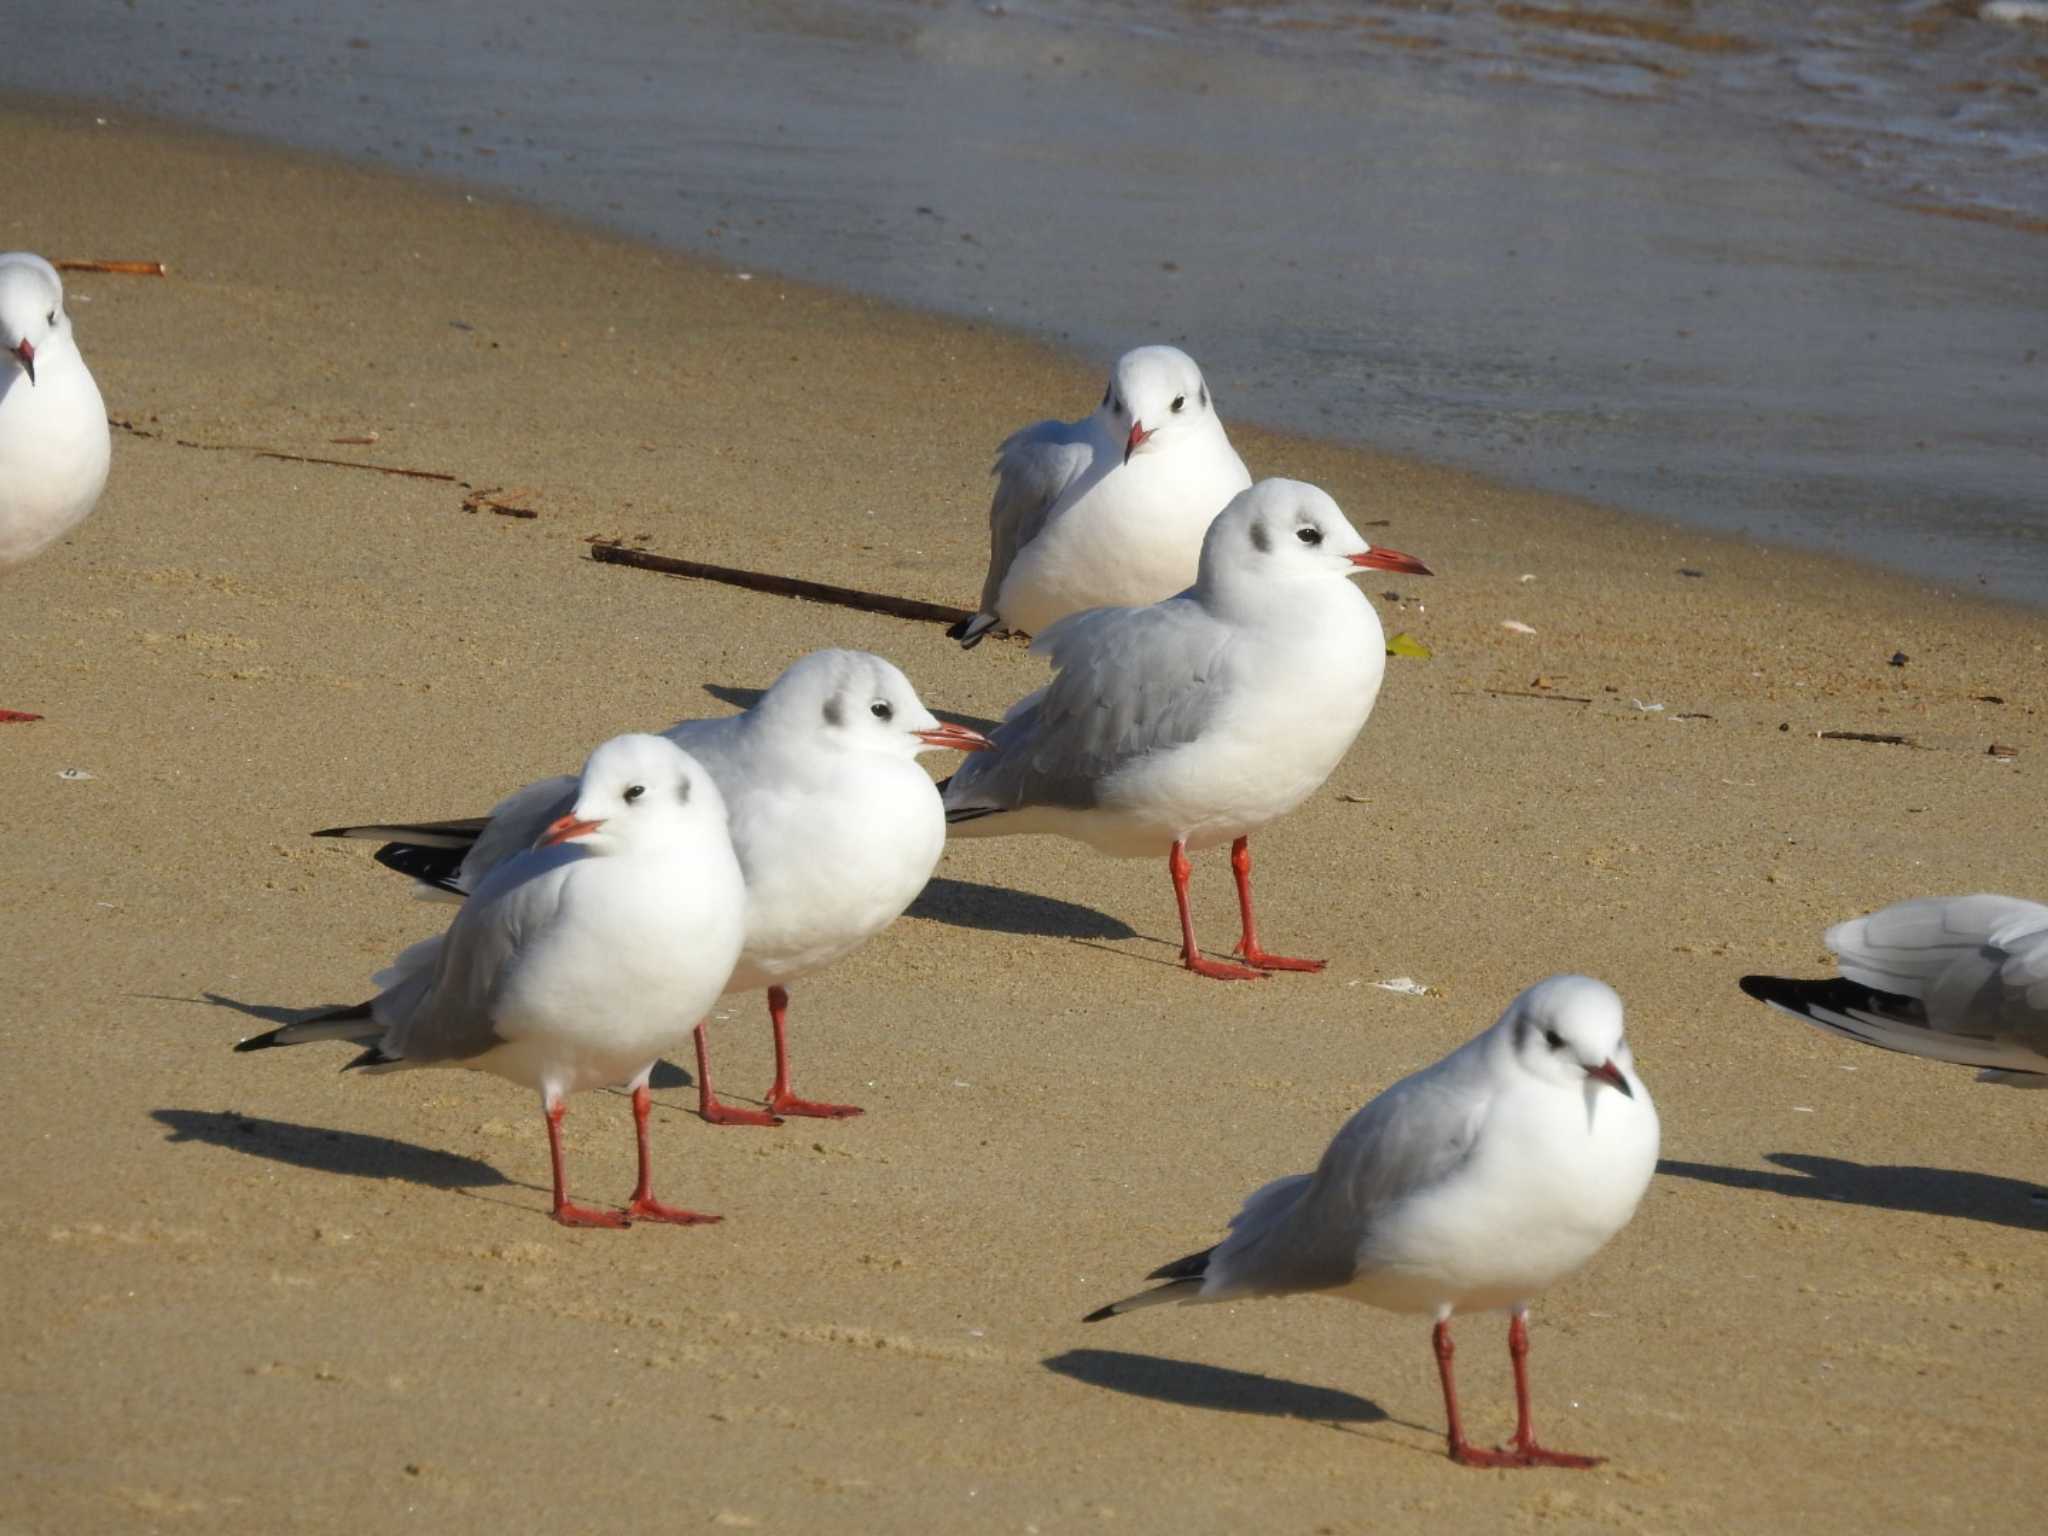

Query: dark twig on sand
[[110, 419, 460, 483], [55, 259, 168, 276], [1817, 730, 1913, 746], [248, 450, 459, 482], [1478, 689, 1595, 704], [587, 541, 975, 628]]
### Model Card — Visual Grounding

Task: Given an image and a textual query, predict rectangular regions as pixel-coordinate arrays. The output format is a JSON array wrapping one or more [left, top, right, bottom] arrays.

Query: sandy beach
[[3, 100, 2043, 1533]]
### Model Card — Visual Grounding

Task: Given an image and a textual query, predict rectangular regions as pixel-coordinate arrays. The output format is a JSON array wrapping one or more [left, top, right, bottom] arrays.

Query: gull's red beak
[[1586, 1059, 1633, 1098], [12, 337, 34, 386], [1349, 546, 1433, 576], [537, 813, 604, 848], [1124, 420, 1153, 465], [914, 721, 995, 753]]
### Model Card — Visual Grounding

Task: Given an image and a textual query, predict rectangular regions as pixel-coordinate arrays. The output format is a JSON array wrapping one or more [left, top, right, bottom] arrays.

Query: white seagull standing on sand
[[239, 734, 748, 1228], [1741, 894, 2048, 1086], [1086, 975, 1660, 1469], [942, 478, 1431, 980], [951, 345, 1252, 646], [1, 252, 111, 722], [317, 650, 993, 1123]]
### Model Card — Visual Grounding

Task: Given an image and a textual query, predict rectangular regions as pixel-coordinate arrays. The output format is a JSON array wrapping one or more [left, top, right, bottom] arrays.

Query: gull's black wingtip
[[232, 1028, 283, 1054], [1081, 1302, 1118, 1324], [1737, 974, 1789, 1006]]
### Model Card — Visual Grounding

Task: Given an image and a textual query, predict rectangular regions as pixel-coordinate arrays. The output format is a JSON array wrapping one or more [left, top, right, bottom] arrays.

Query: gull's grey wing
[[659, 711, 749, 787], [1204, 1060, 1495, 1299], [376, 845, 583, 1065], [1833, 895, 2048, 1045], [1741, 895, 2048, 1080], [453, 774, 579, 892], [942, 597, 1231, 815], [954, 418, 1100, 642]]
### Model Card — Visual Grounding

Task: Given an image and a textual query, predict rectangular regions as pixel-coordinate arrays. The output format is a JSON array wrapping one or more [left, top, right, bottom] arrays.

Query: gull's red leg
[[1169, 839, 1265, 981], [1501, 1309, 1602, 1468], [1434, 1317, 1493, 1466], [623, 1083, 720, 1226], [1433, 1313, 1602, 1469], [0, 709, 42, 723], [543, 1096, 630, 1229], [694, 1019, 782, 1127], [1229, 836, 1325, 972], [761, 986, 863, 1119]]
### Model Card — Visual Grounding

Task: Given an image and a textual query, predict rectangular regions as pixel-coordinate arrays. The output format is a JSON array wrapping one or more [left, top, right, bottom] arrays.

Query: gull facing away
[[950, 345, 1251, 646], [316, 651, 993, 1123], [1740, 894, 2048, 1086], [1, 253, 111, 722], [942, 479, 1430, 980], [1085, 975, 1660, 1468], [238, 735, 747, 1228]]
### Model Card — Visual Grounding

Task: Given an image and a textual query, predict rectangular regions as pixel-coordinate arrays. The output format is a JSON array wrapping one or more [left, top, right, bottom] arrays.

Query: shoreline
[[8, 88, 2043, 631], [4, 98, 2043, 1535]]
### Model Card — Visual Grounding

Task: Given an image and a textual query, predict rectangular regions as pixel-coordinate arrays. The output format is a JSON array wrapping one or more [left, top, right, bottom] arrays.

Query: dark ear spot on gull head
[[822, 696, 845, 728], [1248, 518, 1272, 554]]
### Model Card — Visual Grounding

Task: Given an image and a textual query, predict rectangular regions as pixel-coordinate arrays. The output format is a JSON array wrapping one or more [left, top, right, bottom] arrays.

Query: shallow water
[[16, 0, 2048, 604]]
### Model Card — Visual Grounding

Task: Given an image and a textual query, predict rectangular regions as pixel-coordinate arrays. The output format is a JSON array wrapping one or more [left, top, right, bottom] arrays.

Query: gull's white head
[[0, 253, 71, 388], [1500, 974, 1644, 1102], [753, 648, 992, 759], [1097, 345, 1222, 466], [1198, 478, 1433, 595], [537, 733, 730, 854]]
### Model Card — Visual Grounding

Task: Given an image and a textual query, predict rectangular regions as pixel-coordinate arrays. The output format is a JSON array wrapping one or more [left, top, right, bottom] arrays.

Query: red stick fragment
[[55, 259, 167, 276]]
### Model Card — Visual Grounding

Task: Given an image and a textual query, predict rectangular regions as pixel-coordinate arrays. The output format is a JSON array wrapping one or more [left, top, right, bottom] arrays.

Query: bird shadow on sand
[[144, 991, 360, 1028], [1042, 1349, 1386, 1424], [1658, 1153, 2048, 1232], [701, 682, 1001, 736], [152, 1108, 512, 1191], [907, 878, 1137, 941]]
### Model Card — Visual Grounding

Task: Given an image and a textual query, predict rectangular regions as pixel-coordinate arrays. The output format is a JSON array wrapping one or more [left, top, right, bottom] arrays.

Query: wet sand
[[3, 101, 2043, 1533]]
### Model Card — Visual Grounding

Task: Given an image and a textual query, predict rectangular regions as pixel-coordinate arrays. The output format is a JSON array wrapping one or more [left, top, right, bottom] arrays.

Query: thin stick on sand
[[248, 450, 459, 482], [55, 259, 168, 277], [588, 541, 975, 628]]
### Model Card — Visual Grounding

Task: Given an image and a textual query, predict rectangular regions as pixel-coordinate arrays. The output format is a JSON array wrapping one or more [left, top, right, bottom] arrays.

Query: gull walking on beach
[[318, 650, 992, 1123], [942, 478, 1430, 980], [1, 253, 110, 722], [951, 345, 1251, 646], [1085, 975, 1660, 1467], [239, 734, 747, 1227], [1741, 894, 2048, 1086]]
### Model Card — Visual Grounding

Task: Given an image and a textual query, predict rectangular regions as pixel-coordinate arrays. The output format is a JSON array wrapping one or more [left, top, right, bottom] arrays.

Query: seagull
[[315, 650, 993, 1123], [942, 478, 1430, 980], [1740, 894, 2048, 1086], [238, 734, 748, 1228], [1084, 975, 1660, 1468], [1, 252, 111, 722], [950, 345, 1251, 646]]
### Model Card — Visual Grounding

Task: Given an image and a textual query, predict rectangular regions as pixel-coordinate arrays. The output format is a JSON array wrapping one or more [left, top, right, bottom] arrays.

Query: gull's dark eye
[[1295, 526, 1323, 546], [1543, 1028, 1565, 1051], [1102, 385, 1112, 408], [870, 700, 893, 721], [1111, 395, 1123, 416], [623, 784, 645, 804], [46, 309, 57, 327], [1170, 394, 1186, 413]]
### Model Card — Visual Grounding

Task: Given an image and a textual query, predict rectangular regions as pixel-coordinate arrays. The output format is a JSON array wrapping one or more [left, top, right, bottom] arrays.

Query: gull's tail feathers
[[233, 1000, 379, 1054], [1081, 1245, 1213, 1322]]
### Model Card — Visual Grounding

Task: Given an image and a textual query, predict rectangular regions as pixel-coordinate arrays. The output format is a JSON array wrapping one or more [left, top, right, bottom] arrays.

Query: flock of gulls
[[5, 249, 2042, 1470]]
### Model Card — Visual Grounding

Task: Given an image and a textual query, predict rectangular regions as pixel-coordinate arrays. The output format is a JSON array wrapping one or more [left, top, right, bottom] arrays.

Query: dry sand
[[2, 100, 2043, 1534]]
